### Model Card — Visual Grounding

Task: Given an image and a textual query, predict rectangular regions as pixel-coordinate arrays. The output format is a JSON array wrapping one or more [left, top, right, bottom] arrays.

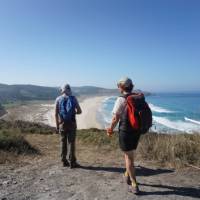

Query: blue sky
[[0, 0, 200, 92]]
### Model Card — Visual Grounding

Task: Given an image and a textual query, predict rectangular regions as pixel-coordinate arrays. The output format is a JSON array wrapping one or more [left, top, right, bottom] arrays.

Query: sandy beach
[[3, 96, 109, 130], [76, 96, 107, 129]]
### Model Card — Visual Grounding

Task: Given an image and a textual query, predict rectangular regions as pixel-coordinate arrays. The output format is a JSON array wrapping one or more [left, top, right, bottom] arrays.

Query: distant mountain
[[0, 84, 118, 104], [72, 86, 119, 96], [0, 84, 150, 104], [0, 84, 60, 103]]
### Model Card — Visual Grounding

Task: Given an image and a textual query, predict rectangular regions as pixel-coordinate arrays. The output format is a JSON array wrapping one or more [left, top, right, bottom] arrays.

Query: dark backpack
[[125, 93, 152, 134], [58, 96, 76, 122]]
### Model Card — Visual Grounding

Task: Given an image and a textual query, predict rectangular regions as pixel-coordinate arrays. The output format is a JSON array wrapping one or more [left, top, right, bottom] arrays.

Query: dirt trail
[[0, 134, 200, 200]]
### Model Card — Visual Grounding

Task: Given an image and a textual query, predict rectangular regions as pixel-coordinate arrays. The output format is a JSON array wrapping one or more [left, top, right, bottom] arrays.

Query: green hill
[[0, 83, 150, 104], [0, 84, 119, 104], [0, 84, 59, 103]]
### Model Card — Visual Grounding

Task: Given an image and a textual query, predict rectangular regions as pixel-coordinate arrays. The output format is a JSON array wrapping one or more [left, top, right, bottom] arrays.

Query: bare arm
[[76, 103, 82, 114], [107, 97, 125, 136], [107, 114, 120, 136], [55, 103, 59, 131], [75, 97, 82, 114]]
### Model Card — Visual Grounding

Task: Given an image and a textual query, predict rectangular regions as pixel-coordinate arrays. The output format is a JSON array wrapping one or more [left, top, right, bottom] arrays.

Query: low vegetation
[[0, 120, 200, 168], [0, 120, 55, 135], [0, 128, 38, 155], [0, 103, 6, 116], [138, 133, 200, 167], [77, 130, 200, 167], [0, 120, 54, 163], [77, 128, 119, 149]]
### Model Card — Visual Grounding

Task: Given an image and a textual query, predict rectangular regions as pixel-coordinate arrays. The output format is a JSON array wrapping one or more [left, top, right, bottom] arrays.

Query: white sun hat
[[117, 77, 134, 88], [61, 83, 72, 95]]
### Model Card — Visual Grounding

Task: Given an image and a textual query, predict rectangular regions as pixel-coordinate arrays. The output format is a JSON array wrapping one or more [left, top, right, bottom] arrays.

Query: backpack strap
[[120, 92, 144, 99], [120, 93, 132, 99]]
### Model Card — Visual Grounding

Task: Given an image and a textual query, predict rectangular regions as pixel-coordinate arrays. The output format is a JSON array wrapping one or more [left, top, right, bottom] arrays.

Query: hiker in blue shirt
[[55, 84, 82, 168]]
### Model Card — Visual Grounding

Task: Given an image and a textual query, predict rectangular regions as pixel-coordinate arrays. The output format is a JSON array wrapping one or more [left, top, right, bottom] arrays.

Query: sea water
[[99, 93, 200, 134]]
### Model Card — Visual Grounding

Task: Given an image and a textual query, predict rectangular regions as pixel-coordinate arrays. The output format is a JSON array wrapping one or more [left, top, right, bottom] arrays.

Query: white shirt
[[112, 97, 126, 117]]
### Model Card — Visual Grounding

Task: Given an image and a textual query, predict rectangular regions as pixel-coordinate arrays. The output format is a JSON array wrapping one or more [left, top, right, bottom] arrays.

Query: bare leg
[[124, 150, 136, 183], [124, 150, 139, 194]]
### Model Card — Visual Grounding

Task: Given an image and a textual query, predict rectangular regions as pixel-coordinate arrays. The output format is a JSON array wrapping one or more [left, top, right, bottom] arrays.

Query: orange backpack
[[125, 93, 152, 134]]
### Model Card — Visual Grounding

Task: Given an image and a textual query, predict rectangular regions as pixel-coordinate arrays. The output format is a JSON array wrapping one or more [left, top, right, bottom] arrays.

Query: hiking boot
[[123, 171, 131, 185], [62, 160, 70, 167], [130, 181, 140, 195], [70, 162, 81, 169]]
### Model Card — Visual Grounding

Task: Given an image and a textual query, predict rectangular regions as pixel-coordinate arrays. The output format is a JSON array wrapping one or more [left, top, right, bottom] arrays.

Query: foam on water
[[41, 104, 54, 108], [149, 103, 174, 113], [153, 116, 200, 133], [98, 94, 200, 134], [102, 96, 116, 103], [97, 97, 115, 127], [184, 117, 200, 125]]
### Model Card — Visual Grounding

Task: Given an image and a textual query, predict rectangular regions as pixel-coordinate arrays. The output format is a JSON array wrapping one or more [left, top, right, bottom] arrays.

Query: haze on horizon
[[0, 0, 200, 93]]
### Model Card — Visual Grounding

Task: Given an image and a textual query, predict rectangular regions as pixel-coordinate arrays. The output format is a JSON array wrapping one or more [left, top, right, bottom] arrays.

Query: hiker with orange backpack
[[55, 84, 82, 168], [107, 77, 152, 194]]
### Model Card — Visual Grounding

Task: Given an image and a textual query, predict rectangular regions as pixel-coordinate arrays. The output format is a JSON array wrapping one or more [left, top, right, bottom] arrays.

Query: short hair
[[124, 83, 133, 92]]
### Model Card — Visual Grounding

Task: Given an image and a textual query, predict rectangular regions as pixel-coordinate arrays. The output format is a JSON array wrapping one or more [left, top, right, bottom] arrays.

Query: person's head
[[117, 77, 134, 93], [60, 83, 72, 95]]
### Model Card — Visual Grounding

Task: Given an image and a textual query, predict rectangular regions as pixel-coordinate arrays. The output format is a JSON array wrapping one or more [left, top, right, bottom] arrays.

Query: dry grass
[[138, 133, 200, 168], [0, 120, 200, 168], [77, 130, 200, 168], [0, 119, 55, 134], [0, 120, 55, 164], [77, 129, 118, 149]]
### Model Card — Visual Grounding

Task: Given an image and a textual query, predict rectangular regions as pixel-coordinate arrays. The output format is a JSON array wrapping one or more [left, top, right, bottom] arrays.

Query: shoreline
[[2, 96, 110, 130], [76, 96, 108, 129], [2, 96, 200, 134], [44, 95, 109, 129]]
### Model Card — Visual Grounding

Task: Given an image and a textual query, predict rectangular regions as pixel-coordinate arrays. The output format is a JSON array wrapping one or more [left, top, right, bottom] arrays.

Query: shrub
[[0, 128, 39, 154]]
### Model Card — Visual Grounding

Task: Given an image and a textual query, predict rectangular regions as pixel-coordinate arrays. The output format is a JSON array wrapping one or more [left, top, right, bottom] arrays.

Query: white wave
[[149, 103, 174, 113], [99, 97, 115, 123], [153, 116, 200, 133], [98, 108, 112, 123], [41, 104, 54, 108], [97, 103, 112, 126], [103, 115, 112, 124], [184, 117, 200, 125], [102, 96, 117, 103]]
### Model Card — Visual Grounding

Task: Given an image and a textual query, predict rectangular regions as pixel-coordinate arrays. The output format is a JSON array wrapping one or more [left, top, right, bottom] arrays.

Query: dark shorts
[[118, 130, 141, 152]]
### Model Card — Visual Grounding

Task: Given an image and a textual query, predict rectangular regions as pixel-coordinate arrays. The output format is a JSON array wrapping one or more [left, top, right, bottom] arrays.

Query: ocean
[[99, 93, 200, 134]]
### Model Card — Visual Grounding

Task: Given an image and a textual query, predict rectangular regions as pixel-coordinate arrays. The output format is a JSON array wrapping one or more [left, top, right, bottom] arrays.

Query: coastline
[[2, 96, 110, 130], [44, 95, 108, 129], [76, 96, 107, 129]]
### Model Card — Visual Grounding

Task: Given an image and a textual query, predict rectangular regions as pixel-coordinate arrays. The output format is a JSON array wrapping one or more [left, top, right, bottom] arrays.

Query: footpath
[[0, 134, 200, 200]]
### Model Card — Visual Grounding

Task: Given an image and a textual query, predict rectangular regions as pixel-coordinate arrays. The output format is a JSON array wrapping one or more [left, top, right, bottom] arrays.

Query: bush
[[0, 119, 55, 135], [0, 128, 39, 154]]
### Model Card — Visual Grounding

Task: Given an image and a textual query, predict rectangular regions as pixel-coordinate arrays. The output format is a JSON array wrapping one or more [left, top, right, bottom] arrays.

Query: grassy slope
[[0, 84, 120, 104], [0, 120, 200, 168], [0, 103, 6, 116]]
